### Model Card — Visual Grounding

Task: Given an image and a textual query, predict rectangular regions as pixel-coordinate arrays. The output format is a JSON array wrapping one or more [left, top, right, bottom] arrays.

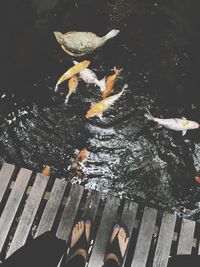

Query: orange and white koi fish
[[65, 75, 78, 104], [55, 60, 90, 92], [145, 110, 200, 136], [73, 61, 106, 91], [85, 84, 127, 119], [70, 148, 88, 177], [102, 67, 122, 99], [42, 165, 51, 176], [74, 148, 88, 164]]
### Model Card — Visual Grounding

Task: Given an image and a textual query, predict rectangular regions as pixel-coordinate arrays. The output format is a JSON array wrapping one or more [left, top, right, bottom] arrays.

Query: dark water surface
[[1, 0, 200, 219]]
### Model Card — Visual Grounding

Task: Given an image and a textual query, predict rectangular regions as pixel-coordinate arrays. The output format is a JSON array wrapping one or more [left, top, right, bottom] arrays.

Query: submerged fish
[[55, 60, 90, 91], [54, 29, 120, 57], [145, 110, 199, 136], [70, 148, 88, 177], [74, 148, 88, 164], [42, 165, 51, 176], [102, 67, 122, 99], [73, 61, 105, 91], [85, 84, 127, 119], [65, 75, 78, 104]]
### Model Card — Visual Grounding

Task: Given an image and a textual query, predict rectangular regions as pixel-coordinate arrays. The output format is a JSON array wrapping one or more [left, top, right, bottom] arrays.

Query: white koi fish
[[86, 84, 128, 119], [145, 110, 199, 136], [73, 61, 105, 91]]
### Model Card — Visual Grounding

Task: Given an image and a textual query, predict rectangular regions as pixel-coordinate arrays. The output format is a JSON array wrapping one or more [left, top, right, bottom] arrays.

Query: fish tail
[[114, 66, 122, 75], [144, 109, 154, 121], [99, 77, 106, 92], [120, 84, 128, 94]]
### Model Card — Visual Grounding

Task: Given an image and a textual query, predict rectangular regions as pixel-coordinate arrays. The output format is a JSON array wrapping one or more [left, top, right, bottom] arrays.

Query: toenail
[[115, 224, 120, 228], [85, 219, 91, 224]]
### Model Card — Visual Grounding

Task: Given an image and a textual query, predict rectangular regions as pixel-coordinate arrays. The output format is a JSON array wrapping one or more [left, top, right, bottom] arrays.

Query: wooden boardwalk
[[0, 163, 199, 266]]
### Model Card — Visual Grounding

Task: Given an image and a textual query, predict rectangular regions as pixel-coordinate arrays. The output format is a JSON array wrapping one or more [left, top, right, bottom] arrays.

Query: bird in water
[[144, 110, 199, 136], [73, 61, 106, 91], [54, 29, 120, 57], [85, 84, 127, 119]]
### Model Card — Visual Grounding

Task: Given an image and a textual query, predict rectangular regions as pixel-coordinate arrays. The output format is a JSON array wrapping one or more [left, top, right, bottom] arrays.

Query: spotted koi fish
[[145, 110, 199, 136], [85, 84, 127, 119]]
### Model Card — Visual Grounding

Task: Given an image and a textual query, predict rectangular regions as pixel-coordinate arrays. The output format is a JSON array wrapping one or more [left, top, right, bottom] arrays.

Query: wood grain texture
[[7, 173, 49, 257]]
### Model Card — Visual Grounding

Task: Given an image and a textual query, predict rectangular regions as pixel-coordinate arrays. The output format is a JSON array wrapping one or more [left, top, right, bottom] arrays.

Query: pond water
[[1, 0, 200, 219]]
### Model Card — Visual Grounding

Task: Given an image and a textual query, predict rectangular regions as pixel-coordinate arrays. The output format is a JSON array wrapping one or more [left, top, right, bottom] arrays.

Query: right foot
[[105, 224, 129, 266]]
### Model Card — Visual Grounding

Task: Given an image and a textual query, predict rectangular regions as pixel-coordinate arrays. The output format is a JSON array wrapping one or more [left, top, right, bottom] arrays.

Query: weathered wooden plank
[[121, 201, 138, 267], [82, 189, 101, 222], [7, 173, 49, 257], [88, 196, 120, 267], [35, 179, 67, 237], [56, 184, 84, 242], [177, 218, 195, 254], [131, 206, 158, 267], [0, 168, 32, 253], [0, 163, 15, 203], [153, 212, 176, 267]]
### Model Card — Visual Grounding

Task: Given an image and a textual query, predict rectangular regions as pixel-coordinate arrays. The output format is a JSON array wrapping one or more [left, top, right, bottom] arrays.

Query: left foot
[[70, 220, 91, 259]]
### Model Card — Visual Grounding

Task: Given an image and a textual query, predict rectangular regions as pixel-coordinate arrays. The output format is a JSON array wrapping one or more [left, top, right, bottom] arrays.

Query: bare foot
[[70, 220, 91, 259], [105, 225, 129, 265]]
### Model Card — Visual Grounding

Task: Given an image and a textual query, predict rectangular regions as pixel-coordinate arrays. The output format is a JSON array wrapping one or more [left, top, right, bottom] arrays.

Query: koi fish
[[74, 148, 88, 164], [55, 60, 90, 91], [102, 67, 122, 99], [65, 75, 78, 104], [73, 61, 105, 91], [42, 165, 51, 176], [85, 84, 127, 119], [70, 148, 88, 177], [144, 110, 199, 136], [195, 176, 200, 184]]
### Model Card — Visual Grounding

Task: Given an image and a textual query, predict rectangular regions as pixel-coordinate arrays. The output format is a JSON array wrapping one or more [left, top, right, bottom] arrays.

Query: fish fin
[[73, 61, 79, 65], [144, 109, 154, 121], [182, 130, 187, 136], [182, 117, 187, 120], [55, 83, 59, 92], [64, 95, 70, 105], [99, 77, 106, 92], [97, 113, 103, 120]]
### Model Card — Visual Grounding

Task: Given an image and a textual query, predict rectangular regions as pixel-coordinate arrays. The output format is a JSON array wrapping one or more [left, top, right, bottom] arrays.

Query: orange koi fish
[[74, 148, 88, 163], [55, 60, 90, 91], [86, 84, 127, 119], [42, 165, 51, 176], [71, 148, 88, 177], [65, 75, 78, 104], [101, 67, 122, 99]]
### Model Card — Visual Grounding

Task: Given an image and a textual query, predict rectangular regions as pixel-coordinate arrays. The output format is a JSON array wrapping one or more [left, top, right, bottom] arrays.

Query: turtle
[[54, 29, 120, 57]]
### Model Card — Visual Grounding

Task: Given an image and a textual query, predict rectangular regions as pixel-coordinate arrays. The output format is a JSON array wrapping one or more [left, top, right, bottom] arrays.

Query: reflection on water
[[1, 0, 200, 219]]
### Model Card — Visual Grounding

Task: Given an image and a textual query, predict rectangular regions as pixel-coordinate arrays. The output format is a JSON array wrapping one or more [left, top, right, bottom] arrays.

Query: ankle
[[105, 253, 120, 265], [72, 249, 87, 260]]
